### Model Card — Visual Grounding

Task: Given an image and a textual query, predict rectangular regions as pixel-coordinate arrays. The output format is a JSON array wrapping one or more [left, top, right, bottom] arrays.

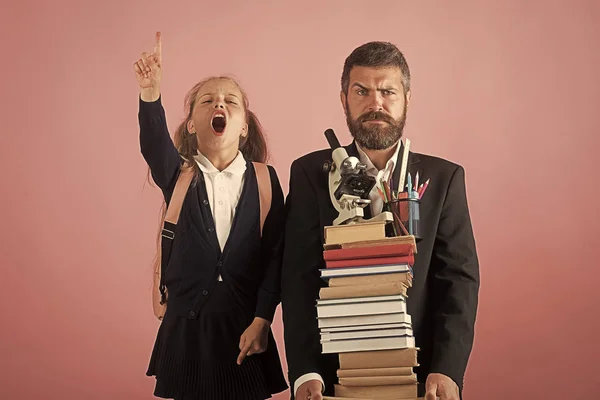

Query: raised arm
[[134, 32, 181, 197]]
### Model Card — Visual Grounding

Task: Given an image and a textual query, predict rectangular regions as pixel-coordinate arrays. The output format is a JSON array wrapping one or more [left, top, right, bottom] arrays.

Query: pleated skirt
[[146, 282, 288, 399]]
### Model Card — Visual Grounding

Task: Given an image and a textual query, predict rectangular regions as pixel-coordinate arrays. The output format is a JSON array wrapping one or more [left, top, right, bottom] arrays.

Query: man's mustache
[[359, 111, 396, 125]]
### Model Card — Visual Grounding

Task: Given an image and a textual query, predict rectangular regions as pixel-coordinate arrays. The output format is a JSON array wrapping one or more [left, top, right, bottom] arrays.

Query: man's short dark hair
[[341, 41, 411, 95]]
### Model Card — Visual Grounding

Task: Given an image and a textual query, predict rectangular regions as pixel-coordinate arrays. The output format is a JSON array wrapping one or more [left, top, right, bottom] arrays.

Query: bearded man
[[281, 41, 480, 400]]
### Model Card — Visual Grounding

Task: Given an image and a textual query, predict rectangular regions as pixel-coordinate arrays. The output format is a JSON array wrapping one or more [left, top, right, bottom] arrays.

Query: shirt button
[[202, 289, 209, 296], [219, 187, 225, 192], [189, 310, 196, 317], [218, 200, 224, 205]]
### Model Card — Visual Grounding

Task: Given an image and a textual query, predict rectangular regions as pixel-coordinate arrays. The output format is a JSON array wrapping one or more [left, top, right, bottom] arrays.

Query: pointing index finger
[[237, 342, 251, 365], [154, 31, 162, 62]]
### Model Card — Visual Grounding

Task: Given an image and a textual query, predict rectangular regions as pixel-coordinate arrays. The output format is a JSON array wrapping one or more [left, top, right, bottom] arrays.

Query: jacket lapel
[[345, 141, 360, 158]]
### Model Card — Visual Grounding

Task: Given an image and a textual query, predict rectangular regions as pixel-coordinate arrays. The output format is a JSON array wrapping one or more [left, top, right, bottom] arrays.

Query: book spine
[[325, 255, 415, 269]]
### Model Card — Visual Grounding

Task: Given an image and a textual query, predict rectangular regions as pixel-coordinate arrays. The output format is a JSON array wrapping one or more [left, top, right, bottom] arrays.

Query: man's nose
[[366, 92, 384, 112]]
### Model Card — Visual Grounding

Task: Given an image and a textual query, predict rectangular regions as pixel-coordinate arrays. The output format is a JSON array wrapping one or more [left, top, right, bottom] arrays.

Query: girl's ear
[[241, 122, 248, 138], [187, 119, 195, 134]]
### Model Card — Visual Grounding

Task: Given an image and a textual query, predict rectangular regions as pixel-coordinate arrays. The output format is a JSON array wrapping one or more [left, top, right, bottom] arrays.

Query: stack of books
[[317, 220, 420, 400]]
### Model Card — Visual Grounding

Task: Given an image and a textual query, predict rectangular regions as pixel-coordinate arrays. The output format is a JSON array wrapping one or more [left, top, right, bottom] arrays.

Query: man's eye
[[383, 90, 395, 96], [357, 89, 367, 96]]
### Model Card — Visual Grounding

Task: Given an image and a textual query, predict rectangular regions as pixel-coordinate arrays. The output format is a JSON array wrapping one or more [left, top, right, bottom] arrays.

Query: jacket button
[[202, 199, 209, 205], [189, 310, 196, 317], [217, 261, 223, 267], [207, 227, 214, 232], [202, 289, 209, 296]]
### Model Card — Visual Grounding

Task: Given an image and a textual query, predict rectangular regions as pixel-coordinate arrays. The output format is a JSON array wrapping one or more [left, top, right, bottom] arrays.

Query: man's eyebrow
[[352, 82, 369, 90], [351, 83, 399, 92]]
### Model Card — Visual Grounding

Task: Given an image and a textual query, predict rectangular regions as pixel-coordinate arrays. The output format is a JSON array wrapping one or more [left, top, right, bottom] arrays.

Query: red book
[[325, 254, 414, 269], [323, 243, 414, 262]]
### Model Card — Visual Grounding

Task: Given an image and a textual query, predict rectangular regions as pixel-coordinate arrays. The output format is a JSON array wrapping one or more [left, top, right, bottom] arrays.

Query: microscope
[[323, 128, 394, 226]]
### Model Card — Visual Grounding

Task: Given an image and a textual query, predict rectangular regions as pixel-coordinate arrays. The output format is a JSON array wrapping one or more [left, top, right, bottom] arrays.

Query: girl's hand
[[133, 31, 162, 102], [237, 317, 270, 365]]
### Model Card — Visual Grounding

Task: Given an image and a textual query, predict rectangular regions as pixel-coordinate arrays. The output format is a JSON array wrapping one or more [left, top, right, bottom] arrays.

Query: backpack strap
[[158, 166, 195, 305], [165, 167, 195, 227], [252, 162, 272, 237]]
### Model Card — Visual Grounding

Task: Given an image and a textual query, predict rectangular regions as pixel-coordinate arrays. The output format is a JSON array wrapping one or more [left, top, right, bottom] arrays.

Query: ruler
[[398, 138, 411, 192]]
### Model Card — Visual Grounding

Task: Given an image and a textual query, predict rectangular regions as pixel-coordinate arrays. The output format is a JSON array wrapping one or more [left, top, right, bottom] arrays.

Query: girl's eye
[[202, 100, 211, 104]]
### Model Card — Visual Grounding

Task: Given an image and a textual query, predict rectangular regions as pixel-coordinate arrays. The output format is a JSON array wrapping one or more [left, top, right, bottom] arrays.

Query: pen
[[406, 173, 412, 198]]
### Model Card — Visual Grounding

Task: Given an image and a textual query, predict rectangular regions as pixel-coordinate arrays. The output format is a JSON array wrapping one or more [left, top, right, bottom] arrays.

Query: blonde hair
[[173, 75, 268, 164]]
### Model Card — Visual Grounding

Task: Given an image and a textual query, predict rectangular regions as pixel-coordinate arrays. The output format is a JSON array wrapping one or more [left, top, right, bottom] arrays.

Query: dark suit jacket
[[281, 140, 480, 398]]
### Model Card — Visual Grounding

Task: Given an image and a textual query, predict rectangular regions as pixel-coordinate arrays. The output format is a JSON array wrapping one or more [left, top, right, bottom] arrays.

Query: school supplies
[[417, 178, 430, 198], [397, 138, 411, 193], [375, 148, 430, 239], [318, 224, 419, 399], [323, 128, 394, 226], [414, 171, 419, 192]]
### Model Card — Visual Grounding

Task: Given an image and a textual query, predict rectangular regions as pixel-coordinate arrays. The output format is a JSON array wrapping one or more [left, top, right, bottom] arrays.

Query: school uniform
[[138, 97, 288, 400]]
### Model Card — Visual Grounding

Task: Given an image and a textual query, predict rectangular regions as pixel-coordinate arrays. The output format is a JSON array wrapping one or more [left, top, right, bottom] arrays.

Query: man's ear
[[405, 90, 412, 107], [340, 91, 348, 114]]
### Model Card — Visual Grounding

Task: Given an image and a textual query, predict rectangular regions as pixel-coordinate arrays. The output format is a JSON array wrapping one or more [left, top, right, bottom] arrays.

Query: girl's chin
[[198, 137, 239, 152], [210, 128, 225, 137]]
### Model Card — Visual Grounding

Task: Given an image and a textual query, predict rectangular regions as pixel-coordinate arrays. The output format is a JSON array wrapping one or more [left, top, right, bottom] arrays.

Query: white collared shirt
[[356, 140, 403, 216], [293, 140, 403, 397], [193, 150, 247, 256]]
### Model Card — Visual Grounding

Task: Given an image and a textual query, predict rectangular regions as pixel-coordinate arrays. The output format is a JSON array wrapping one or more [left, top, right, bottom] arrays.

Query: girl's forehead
[[198, 78, 243, 98]]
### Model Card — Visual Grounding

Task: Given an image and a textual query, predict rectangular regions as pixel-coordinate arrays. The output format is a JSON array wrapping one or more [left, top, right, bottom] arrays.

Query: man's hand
[[296, 379, 323, 400], [425, 373, 460, 400], [236, 317, 270, 365]]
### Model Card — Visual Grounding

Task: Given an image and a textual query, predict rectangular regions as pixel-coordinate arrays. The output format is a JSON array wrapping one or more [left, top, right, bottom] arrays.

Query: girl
[[133, 32, 288, 400]]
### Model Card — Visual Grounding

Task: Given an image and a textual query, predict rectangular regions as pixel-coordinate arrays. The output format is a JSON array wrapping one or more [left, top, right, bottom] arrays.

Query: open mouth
[[211, 113, 227, 135]]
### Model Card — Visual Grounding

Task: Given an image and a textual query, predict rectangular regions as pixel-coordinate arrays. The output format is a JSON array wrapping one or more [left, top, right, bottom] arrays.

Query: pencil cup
[[383, 197, 421, 240]]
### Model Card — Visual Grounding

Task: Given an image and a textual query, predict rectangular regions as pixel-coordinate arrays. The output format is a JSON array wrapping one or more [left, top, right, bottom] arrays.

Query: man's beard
[[346, 101, 407, 150]]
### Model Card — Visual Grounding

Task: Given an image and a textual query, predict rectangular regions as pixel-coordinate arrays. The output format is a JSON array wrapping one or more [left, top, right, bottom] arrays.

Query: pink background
[[1, 1, 599, 399]]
